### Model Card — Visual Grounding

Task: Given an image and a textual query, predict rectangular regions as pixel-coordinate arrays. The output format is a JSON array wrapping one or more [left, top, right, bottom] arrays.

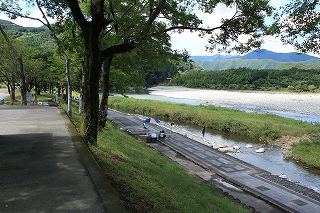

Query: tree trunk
[[80, 30, 102, 145], [7, 84, 15, 102], [63, 54, 72, 118], [18, 57, 27, 105], [79, 59, 85, 115], [99, 56, 113, 128]]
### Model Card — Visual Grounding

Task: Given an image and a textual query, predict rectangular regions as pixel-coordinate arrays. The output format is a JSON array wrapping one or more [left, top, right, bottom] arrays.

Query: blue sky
[[0, 0, 317, 56]]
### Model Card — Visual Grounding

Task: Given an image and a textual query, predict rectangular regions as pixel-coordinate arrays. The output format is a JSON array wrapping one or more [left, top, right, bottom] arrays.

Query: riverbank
[[149, 86, 320, 116], [108, 95, 320, 169]]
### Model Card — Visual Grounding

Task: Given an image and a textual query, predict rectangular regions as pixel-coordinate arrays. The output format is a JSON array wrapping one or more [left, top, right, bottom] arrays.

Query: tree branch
[[102, 42, 135, 58], [65, 0, 89, 31], [0, 7, 47, 26], [164, 25, 222, 33]]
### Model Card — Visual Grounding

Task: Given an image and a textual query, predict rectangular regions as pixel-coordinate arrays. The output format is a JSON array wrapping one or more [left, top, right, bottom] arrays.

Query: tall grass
[[284, 134, 320, 169]]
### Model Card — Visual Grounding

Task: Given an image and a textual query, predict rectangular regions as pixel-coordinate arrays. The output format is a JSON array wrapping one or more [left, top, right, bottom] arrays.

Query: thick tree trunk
[[80, 29, 102, 145], [99, 56, 113, 128]]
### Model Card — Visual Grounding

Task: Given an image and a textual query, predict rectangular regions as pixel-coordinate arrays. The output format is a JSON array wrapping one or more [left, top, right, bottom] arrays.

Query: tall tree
[[1, 0, 274, 144], [65, 0, 274, 144], [0, 35, 18, 101], [1, 0, 74, 117], [0, 25, 27, 105]]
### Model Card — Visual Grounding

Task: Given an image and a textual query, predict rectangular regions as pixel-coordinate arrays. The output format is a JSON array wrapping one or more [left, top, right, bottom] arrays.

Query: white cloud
[[170, 1, 319, 57], [0, 5, 54, 28]]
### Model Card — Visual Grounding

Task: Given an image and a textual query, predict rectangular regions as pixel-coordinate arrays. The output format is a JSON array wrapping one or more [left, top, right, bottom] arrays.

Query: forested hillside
[[0, 19, 54, 48], [191, 49, 319, 62], [193, 58, 320, 71], [171, 68, 320, 92]]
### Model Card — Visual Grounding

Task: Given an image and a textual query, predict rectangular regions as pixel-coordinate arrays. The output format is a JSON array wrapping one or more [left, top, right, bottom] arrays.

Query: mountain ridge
[[190, 49, 319, 62]]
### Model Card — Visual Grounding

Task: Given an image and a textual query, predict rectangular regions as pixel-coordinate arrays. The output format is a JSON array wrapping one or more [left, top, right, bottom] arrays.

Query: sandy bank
[[149, 86, 320, 116]]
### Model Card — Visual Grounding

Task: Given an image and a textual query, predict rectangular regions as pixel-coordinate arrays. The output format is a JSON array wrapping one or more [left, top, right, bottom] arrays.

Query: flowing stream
[[120, 88, 320, 191]]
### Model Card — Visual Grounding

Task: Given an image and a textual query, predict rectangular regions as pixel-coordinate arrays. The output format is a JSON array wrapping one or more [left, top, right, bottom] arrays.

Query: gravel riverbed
[[149, 86, 320, 116]]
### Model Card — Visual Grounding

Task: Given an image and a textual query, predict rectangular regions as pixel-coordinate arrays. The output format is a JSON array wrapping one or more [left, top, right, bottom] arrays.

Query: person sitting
[[159, 130, 166, 139]]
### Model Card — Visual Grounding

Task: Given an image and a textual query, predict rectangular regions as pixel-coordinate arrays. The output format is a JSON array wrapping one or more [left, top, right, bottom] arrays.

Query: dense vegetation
[[171, 68, 320, 92], [193, 58, 320, 71]]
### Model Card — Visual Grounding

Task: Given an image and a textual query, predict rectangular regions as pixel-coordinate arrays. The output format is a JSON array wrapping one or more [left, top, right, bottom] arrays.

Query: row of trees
[[0, 21, 79, 103], [0, 0, 319, 144], [171, 68, 320, 92]]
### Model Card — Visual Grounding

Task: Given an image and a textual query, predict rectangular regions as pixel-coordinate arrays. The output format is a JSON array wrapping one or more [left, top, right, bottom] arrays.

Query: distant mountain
[[190, 54, 237, 61], [0, 19, 54, 49], [193, 58, 320, 71], [190, 49, 319, 62]]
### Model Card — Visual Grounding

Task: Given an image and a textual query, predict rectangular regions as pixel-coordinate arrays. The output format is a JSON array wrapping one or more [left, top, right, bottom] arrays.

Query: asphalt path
[[0, 105, 126, 213]]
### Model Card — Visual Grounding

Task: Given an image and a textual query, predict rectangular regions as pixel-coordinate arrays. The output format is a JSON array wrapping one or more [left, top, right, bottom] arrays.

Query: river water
[[121, 88, 320, 191]]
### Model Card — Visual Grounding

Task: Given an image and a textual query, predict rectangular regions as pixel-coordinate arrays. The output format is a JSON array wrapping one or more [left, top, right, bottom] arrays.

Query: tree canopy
[[1, 0, 276, 144], [274, 0, 320, 54]]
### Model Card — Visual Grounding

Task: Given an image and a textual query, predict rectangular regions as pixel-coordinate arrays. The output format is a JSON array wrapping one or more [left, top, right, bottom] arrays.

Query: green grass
[[107, 96, 320, 169], [284, 134, 320, 168], [108, 96, 320, 143], [61, 101, 249, 213]]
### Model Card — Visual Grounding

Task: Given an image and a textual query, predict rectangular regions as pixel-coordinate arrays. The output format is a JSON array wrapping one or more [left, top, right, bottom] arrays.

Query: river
[[122, 86, 320, 191]]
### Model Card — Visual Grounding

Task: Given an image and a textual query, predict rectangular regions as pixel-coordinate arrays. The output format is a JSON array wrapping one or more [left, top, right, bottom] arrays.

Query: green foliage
[[276, 0, 320, 54], [171, 68, 320, 92], [0, 20, 53, 47], [285, 133, 320, 169], [193, 58, 320, 71]]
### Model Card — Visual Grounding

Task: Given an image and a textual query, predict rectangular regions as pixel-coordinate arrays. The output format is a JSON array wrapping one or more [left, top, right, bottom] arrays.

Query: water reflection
[[178, 124, 320, 190]]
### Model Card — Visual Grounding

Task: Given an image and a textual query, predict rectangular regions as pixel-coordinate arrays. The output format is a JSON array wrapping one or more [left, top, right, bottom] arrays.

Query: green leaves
[[276, 0, 320, 54]]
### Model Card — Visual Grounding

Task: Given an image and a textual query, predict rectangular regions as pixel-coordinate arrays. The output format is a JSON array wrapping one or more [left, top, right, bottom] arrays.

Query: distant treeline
[[171, 68, 320, 92]]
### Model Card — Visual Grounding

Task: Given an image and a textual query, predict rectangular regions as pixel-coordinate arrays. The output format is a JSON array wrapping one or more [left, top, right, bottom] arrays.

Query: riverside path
[[108, 109, 320, 213], [0, 106, 127, 213]]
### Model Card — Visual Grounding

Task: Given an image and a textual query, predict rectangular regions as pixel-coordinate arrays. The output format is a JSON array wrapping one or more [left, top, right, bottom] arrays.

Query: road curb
[[59, 108, 127, 213]]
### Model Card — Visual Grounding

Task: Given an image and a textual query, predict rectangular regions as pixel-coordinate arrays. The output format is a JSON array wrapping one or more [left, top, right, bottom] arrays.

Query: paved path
[[0, 106, 126, 213], [108, 109, 320, 213]]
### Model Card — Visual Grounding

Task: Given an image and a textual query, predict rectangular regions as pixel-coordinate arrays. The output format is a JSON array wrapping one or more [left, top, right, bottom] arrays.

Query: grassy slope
[[89, 122, 248, 212], [60, 101, 249, 213]]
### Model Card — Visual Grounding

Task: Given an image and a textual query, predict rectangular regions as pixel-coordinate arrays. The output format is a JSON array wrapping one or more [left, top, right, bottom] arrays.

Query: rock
[[218, 147, 229, 153], [255, 148, 265, 153], [278, 173, 288, 179], [233, 145, 240, 150], [245, 144, 253, 148]]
